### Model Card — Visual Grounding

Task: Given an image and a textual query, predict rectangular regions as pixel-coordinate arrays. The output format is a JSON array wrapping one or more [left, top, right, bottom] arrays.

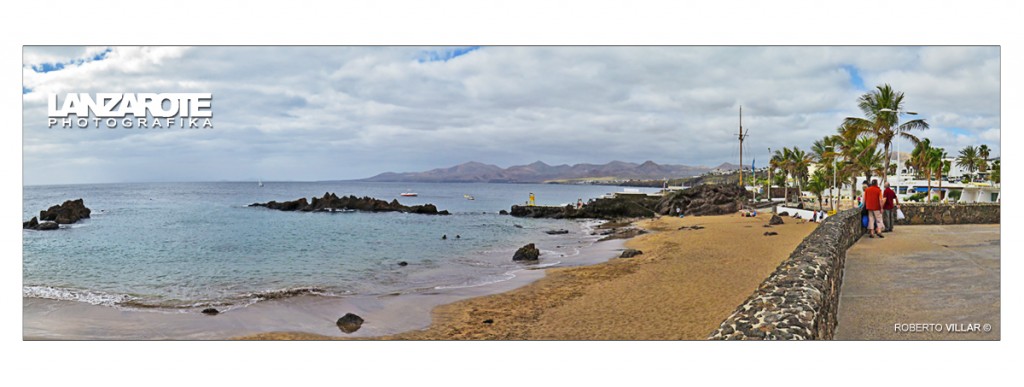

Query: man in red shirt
[[863, 179, 885, 238], [882, 182, 899, 232]]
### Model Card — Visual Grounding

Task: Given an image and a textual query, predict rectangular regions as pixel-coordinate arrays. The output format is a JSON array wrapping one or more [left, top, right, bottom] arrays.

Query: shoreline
[[23, 221, 627, 340], [25, 212, 818, 340], [240, 212, 819, 340]]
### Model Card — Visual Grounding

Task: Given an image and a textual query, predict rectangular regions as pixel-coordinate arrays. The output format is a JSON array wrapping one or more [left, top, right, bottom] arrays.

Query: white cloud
[[22, 46, 1001, 185]]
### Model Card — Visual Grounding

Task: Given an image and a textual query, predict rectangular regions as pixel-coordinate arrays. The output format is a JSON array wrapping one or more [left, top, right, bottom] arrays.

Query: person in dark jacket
[[882, 182, 900, 232]]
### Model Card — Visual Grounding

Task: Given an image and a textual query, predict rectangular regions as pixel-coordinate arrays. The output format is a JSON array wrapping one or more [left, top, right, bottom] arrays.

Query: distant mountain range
[[362, 160, 744, 183]]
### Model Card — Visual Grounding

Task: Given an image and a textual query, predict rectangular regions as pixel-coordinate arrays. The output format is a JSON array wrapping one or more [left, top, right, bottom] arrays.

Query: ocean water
[[23, 181, 656, 313]]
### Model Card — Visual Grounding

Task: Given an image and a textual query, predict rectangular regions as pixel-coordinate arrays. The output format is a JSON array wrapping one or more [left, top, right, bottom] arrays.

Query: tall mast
[[738, 106, 748, 187]]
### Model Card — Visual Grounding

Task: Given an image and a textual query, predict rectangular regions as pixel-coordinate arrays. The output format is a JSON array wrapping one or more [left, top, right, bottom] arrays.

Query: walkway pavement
[[834, 224, 1000, 340]]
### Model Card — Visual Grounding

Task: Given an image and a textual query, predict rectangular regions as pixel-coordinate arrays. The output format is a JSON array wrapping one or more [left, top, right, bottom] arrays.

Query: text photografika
[[48, 93, 213, 129]]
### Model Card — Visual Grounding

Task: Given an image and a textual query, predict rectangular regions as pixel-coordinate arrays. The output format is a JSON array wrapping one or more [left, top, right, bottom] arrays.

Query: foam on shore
[[23, 220, 626, 340]]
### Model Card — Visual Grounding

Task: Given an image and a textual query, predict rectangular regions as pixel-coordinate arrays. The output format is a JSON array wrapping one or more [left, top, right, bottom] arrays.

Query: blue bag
[[861, 214, 869, 228]]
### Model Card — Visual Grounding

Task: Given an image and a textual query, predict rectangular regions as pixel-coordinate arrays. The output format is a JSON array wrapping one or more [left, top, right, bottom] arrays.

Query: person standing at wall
[[882, 182, 899, 233], [864, 179, 885, 239], [529, 192, 535, 207]]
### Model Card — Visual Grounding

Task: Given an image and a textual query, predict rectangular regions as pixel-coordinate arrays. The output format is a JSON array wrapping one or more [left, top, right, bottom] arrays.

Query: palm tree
[[789, 147, 813, 201], [842, 84, 930, 184], [911, 138, 934, 199], [928, 147, 946, 201], [991, 159, 1000, 185], [978, 144, 991, 173], [811, 135, 841, 210], [904, 158, 917, 179], [805, 169, 829, 211], [956, 145, 981, 182], [770, 148, 789, 201], [851, 136, 884, 183], [835, 123, 864, 209]]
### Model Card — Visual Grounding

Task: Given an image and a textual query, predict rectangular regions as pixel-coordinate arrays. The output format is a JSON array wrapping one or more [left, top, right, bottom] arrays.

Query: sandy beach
[[240, 212, 818, 340]]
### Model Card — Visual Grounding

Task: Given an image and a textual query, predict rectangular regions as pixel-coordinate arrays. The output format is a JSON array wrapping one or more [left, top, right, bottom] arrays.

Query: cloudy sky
[[22, 46, 1000, 185]]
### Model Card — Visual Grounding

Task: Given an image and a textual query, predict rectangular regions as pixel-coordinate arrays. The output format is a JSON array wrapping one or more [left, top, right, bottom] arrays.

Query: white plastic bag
[[896, 208, 905, 220]]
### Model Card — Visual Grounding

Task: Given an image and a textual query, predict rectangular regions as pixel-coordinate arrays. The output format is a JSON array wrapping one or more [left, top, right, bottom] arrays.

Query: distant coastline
[[360, 160, 747, 184]]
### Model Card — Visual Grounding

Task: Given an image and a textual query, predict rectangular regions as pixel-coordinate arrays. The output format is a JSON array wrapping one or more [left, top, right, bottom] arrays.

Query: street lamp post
[[827, 145, 836, 213], [879, 108, 918, 198], [767, 147, 772, 204]]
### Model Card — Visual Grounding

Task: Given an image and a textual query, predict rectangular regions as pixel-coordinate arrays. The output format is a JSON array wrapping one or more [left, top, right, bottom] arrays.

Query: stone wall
[[708, 208, 862, 340], [709, 203, 1000, 340], [896, 203, 1000, 225]]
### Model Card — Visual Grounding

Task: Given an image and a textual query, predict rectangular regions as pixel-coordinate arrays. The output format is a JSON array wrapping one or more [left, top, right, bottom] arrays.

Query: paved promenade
[[835, 224, 999, 340]]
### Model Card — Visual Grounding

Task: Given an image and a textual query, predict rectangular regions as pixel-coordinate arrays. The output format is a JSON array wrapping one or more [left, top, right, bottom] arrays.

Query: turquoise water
[[23, 182, 653, 312]]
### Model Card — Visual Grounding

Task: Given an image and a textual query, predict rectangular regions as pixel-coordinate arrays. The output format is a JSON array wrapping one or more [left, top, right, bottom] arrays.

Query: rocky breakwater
[[509, 184, 748, 220], [708, 207, 862, 340], [249, 192, 450, 215], [656, 184, 747, 216], [24, 198, 92, 231]]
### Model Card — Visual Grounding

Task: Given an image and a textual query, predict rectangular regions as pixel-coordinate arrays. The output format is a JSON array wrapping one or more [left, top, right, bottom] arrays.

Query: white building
[[897, 156, 996, 183]]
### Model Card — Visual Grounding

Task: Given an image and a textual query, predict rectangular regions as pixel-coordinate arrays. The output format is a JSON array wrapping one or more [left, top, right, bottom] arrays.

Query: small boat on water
[[464, 194, 475, 200], [257, 179, 264, 188], [400, 192, 418, 197]]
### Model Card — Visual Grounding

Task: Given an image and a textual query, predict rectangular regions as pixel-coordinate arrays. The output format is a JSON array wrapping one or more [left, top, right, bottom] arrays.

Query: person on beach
[[529, 192, 536, 206], [577, 198, 583, 209], [864, 179, 884, 238], [882, 182, 899, 233]]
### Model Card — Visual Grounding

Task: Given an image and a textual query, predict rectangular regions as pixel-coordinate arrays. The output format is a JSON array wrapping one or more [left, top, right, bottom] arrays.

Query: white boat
[[258, 179, 264, 188], [464, 194, 475, 200], [400, 192, 418, 197]]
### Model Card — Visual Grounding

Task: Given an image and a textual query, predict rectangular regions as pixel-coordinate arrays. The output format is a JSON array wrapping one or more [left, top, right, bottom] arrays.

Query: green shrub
[[948, 190, 962, 201], [906, 193, 925, 202]]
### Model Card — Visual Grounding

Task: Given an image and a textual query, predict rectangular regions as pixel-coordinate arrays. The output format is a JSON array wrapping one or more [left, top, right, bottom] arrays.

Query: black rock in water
[[337, 313, 365, 333], [201, 308, 220, 315], [499, 210, 509, 215], [250, 192, 449, 215], [512, 243, 540, 262], [398, 261, 409, 267], [509, 184, 748, 220], [545, 229, 569, 235], [23, 216, 62, 231], [38, 198, 92, 224], [25, 199, 92, 229]]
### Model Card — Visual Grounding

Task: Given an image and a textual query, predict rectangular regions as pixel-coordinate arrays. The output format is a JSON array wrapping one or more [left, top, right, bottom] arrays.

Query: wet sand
[[240, 213, 818, 340]]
